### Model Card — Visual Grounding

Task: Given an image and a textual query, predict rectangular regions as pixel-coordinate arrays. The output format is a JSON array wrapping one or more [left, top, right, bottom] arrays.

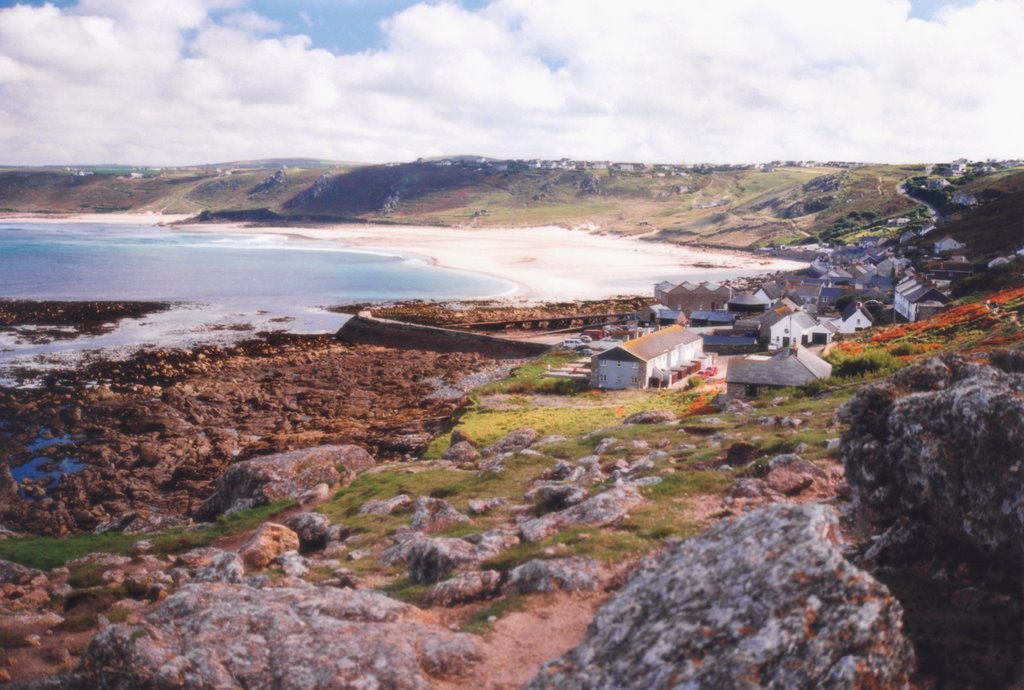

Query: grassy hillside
[[5, 159, 1021, 252]]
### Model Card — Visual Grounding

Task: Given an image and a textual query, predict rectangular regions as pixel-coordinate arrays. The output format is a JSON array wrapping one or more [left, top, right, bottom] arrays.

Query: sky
[[0, 0, 1021, 166]]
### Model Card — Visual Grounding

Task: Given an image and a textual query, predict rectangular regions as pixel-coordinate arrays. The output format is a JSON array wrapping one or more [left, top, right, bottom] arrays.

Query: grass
[[0, 500, 295, 570], [461, 595, 528, 634]]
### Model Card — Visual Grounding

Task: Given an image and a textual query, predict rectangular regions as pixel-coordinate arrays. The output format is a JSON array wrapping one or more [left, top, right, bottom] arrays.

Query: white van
[[562, 338, 584, 349]]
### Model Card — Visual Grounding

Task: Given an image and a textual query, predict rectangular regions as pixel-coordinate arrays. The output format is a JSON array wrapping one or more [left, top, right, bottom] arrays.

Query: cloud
[[0, 0, 1022, 165], [298, 10, 312, 28]]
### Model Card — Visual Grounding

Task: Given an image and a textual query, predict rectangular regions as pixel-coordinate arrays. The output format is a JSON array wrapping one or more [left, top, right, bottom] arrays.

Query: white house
[[591, 325, 710, 389], [834, 302, 874, 333], [768, 312, 834, 350], [934, 236, 966, 254], [895, 278, 951, 322]]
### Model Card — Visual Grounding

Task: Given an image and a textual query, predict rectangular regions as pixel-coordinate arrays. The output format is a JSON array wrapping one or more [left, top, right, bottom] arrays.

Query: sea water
[[0, 222, 516, 375]]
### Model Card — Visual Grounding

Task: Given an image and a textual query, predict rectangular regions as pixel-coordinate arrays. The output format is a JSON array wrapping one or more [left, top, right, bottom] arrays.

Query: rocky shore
[[0, 331, 522, 536], [0, 300, 172, 345]]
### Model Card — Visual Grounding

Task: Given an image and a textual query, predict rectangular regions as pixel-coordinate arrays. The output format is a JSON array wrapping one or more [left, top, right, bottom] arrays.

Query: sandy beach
[[1, 213, 806, 301]]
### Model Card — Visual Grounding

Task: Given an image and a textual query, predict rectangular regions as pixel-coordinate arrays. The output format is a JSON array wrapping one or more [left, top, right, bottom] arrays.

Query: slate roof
[[727, 347, 832, 387], [617, 325, 702, 361], [702, 335, 758, 346], [728, 293, 770, 306], [840, 302, 874, 323], [690, 310, 736, 323]]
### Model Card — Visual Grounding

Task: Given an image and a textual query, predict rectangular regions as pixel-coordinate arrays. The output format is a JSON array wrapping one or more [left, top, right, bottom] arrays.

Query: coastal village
[[2, 155, 1024, 689]]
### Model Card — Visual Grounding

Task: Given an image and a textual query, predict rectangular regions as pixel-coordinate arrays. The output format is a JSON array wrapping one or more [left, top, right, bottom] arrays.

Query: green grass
[[0, 500, 295, 570], [461, 595, 528, 634]]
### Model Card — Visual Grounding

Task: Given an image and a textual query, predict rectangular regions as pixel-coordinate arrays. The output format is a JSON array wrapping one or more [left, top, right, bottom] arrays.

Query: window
[[600, 359, 609, 367], [632, 361, 639, 369], [599, 375, 607, 382], [631, 376, 640, 384], [617, 361, 621, 367]]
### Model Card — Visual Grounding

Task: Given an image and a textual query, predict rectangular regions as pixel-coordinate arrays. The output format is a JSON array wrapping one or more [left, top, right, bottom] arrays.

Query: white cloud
[[0, 0, 1022, 165]]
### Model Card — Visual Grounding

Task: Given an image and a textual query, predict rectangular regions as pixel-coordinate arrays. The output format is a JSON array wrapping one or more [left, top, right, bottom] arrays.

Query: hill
[[2, 160, 1022, 253]]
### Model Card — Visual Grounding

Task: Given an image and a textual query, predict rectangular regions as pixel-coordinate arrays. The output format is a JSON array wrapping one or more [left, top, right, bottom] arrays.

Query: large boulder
[[238, 523, 301, 570], [482, 428, 540, 457], [407, 537, 479, 584], [504, 558, 602, 595], [838, 353, 1024, 562], [519, 484, 643, 543], [410, 497, 470, 533], [425, 571, 502, 607], [63, 584, 479, 689], [283, 512, 331, 552], [527, 504, 914, 689], [838, 352, 1024, 685], [195, 445, 374, 520]]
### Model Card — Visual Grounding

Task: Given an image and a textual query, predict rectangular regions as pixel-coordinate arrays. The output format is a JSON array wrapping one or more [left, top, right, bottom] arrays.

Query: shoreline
[[0, 213, 807, 303]]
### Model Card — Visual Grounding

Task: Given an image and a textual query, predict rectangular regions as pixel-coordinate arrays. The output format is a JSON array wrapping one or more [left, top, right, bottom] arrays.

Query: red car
[[698, 366, 719, 379]]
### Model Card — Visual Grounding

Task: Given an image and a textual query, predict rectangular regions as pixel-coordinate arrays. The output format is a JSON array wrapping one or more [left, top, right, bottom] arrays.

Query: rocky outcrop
[[63, 584, 479, 689], [358, 494, 412, 515], [622, 410, 676, 425], [406, 537, 479, 584], [442, 441, 480, 464], [527, 504, 913, 689], [839, 353, 1024, 562], [839, 353, 1024, 686], [284, 512, 331, 552], [192, 551, 245, 584], [195, 445, 374, 520], [425, 571, 502, 607], [238, 523, 300, 570], [504, 558, 602, 595], [764, 453, 829, 496], [482, 428, 540, 457], [519, 484, 643, 543], [410, 497, 470, 533]]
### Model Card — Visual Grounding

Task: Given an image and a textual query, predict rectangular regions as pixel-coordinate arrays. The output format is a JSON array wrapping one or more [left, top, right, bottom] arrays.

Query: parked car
[[579, 335, 593, 343], [562, 338, 583, 349], [698, 366, 719, 379], [576, 347, 594, 356]]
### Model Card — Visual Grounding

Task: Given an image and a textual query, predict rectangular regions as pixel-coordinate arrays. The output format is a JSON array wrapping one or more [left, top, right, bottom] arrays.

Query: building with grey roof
[[726, 347, 832, 399], [591, 325, 710, 390]]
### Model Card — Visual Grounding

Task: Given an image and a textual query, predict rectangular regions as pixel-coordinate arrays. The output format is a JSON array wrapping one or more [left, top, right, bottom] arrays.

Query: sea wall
[[335, 314, 553, 358]]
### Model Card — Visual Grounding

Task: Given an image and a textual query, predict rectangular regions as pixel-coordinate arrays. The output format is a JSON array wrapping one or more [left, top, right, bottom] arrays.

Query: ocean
[[0, 221, 516, 373]]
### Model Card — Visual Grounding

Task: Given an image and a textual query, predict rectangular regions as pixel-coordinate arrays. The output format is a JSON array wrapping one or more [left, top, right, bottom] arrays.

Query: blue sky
[[0, 0, 980, 53], [0, 0, 1021, 165]]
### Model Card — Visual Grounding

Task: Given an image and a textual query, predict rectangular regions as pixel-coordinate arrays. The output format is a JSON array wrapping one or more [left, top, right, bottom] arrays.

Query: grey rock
[[442, 441, 480, 464], [284, 512, 331, 552], [525, 482, 589, 511], [192, 552, 245, 584], [411, 497, 470, 533], [425, 571, 502, 607], [482, 428, 540, 456], [407, 537, 479, 584], [765, 454, 829, 496], [0, 558, 42, 585], [623, 410, 677, 425], [463, 528, 520, 559], [174, 547, 226, 572], [467, 497, 507, 515], [594, 438, 617, 455], [379, 531, 431, 567], [527, 504, 914, 689], [839, 353, 1024, 562], [64, 584, 478, 689], [358, 493, 412, 515], [196, 445, 374, 520], [519, 485, 644, 543], [541, 461, 574, 480], [504, 558, 602, 595], [276, 550, 309, 578]]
